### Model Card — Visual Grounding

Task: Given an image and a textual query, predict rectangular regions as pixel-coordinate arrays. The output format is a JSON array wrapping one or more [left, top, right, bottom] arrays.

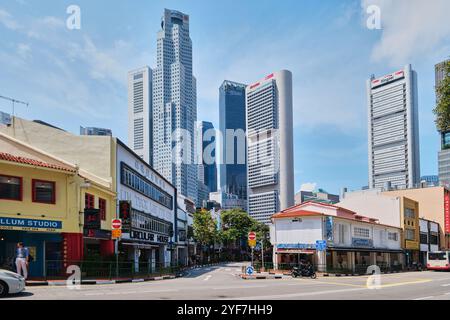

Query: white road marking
[[224, 287, 367, 300], [441, 283, 450, 287], [203, 275, 212, 281], [413, 296, 434, 300], [141, 289, 179, 293], [213, 285, 267, 290]]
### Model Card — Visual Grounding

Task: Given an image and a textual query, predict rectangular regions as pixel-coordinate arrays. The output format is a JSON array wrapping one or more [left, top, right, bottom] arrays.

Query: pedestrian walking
[[15, 242, 29, 279]]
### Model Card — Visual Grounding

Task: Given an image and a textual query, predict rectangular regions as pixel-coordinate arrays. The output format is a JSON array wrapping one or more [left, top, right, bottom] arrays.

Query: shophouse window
[[430, 233, 439, 245], [388, 232, 398, 241], [32, 179, 55, 204], [405, 229, 415, 241], [420, 233, 428, 244], [0, 175, 22, 201], [404, 208, 415, 219], [99, 198, 106, 220], [85, 193, 95, 209], [354, 227, 370, 238]]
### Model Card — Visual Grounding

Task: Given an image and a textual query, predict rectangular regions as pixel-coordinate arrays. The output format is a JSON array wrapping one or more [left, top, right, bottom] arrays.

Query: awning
[[121, 242, 160, 249], [329, 247, 404, 253]]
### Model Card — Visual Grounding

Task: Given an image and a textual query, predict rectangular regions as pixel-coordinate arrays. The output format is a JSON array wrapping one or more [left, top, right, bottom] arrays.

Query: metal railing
[[44, 260, 180, 281]]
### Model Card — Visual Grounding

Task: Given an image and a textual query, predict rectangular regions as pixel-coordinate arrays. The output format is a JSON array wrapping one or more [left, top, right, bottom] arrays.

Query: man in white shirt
[[15, 242, 29, 279]]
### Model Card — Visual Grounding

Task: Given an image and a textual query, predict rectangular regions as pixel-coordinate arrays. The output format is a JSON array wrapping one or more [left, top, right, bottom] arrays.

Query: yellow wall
[[0, 162, 80, 233], [401, 197, 420, 251], [81, 185, 116, 231]]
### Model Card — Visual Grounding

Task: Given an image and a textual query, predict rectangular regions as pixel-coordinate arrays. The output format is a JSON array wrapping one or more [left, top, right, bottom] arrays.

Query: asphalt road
[[4, 262, 450, 300]]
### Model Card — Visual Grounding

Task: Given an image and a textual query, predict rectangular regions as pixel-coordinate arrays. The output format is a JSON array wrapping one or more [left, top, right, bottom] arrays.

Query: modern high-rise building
[[246, 70, 295, 224], [199, 121, 217, 193], [128, 66, 152, 164], [80, 126, 112, 136], [152, 9, 197, 204], [219, 80, 247, 201], [367, 64, 420, 190], [436, 60, 450, 187]]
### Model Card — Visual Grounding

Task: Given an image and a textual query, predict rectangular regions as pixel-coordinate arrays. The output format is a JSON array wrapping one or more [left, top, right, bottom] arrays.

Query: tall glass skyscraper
[[219, 80, 247, 202], [199, 121, 217, 193], [152, 9, 197, 204], [437, 60, 450, 187]]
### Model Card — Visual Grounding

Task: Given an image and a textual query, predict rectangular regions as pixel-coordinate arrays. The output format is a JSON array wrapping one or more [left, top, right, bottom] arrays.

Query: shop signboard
[[352, 238, 373, 248], [325, 216, 333, 243], [83, 229, 112, 240], [0, 217, 62, 232], [405, 240, 419, 250], [84, 209, 101, 229], [277, 243, 316, 250], [445, 192, 450, 234], [126, 230, 170, 244], [316, 240, 327, 251]]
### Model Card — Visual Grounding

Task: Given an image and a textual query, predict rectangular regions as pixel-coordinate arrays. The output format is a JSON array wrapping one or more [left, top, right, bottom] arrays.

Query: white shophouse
[[270, 202, 402, 272]]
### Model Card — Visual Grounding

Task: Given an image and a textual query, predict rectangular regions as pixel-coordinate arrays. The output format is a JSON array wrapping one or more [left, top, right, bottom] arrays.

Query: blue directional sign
[[316, 240, 327, 251], [246, 266, 254, 275]]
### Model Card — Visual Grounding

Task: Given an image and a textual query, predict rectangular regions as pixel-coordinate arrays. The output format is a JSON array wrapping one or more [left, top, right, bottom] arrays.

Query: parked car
[[0, 269, 26, 297]]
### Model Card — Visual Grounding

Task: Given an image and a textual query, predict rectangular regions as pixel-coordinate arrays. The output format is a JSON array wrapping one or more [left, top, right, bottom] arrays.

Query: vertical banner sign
[[445, 192, 450, 234], [325, 216, 333, 243]]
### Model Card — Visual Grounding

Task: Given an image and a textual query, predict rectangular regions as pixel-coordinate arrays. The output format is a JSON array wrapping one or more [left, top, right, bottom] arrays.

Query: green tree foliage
[[434, 59, 450, 132], [192, 209, 218, 246]]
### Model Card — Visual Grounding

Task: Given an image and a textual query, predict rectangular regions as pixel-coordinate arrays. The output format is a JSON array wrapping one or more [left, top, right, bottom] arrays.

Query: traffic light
[[119, 200, 131, 221]]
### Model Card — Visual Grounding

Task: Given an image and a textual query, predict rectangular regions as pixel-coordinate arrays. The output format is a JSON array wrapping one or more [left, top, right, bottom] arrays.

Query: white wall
[[338, 189, 401, 228], [272, 217, 323, 245]]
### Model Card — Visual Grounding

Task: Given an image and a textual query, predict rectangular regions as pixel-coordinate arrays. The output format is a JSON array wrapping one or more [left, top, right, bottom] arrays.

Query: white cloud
[[300, 182, 317, 192], [0, 8, 20, 30], [362, 0, 450, 66], [16, 43, 31, 59]]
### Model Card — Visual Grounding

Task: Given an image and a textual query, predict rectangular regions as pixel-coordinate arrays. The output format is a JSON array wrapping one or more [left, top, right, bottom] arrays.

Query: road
[[4, 262, 450, 300]]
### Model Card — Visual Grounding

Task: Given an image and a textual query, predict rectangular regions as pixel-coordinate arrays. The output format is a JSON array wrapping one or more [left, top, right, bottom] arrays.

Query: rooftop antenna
[[0, 94, 29, 133]]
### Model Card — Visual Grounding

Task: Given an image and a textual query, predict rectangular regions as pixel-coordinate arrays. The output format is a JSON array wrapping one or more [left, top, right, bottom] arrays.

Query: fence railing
[[44, 260, 180, 281], [250, 262, 405, 274]]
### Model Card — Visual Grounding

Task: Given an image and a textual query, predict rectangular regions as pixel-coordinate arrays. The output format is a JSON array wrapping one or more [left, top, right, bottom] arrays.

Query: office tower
[[219, 80, 247, 201], [199, 121, 217, 193], [80, 126, 112, 136], [437, 60, 450, 187], [152, 9, 197, 204], [246, 70, 295, 224], [128, 66, 152, 164], [367, 64, 420, 190]]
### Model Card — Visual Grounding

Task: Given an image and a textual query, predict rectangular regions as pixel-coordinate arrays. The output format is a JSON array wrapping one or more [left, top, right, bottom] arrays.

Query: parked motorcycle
[[292, 265, 317, 279]]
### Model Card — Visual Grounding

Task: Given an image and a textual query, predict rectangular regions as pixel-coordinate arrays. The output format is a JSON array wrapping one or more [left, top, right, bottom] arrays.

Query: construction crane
[[0, 94, 29, 129]]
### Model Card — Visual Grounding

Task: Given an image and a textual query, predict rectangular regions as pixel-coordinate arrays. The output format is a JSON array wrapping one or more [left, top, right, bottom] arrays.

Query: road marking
[[444, 292, 450, 295], [413, 296, 434, 300], [224, 287, 367, 300], [213, 285, 267, 290], [203, 275, 212, 281], [377, 279, 432, 288], [441, 283, 450, 287], [141, 289, 179, 293]]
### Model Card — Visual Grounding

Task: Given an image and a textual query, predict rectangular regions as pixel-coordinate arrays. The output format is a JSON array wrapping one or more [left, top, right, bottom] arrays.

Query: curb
[[240, 275, 284, 280]]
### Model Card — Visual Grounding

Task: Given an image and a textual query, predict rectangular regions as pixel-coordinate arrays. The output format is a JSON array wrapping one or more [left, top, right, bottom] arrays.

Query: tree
[[434, 59, 450, 133], [193, 209, 218, 263], [220, 209, 255, 245]]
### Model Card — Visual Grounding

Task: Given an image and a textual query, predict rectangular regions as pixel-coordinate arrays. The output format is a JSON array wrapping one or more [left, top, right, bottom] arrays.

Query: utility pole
[[0, 94, 29, 132]]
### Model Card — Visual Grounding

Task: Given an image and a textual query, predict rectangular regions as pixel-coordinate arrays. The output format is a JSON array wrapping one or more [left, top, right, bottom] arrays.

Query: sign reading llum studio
[[0, 217, 63, 232]]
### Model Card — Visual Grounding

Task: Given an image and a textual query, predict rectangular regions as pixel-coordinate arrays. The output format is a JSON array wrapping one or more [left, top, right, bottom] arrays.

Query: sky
[[0, 0, 449, 195]]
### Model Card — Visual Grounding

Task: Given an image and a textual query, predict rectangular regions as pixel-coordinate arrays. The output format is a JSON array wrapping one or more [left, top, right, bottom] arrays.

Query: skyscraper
[[152, 9, 197, 203], [436, 59, 450, 187], [246, 70, 295, 224], [367, 64, 420, 189], [199, 121, 217, 193], [219, 80, 247, 201], [128, 66, 152, 164], [80, 126, 112, 136]]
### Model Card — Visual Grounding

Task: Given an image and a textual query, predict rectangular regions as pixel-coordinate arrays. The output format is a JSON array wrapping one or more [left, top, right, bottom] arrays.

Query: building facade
[[295, 189, 339, 205], [367, 64, 420, 189], [436, 60, 450, 187], [219, 80, 247, 202], [270, 202, 402, 272], [209, 191, 247, 211], [128, 66, 153, 165], [80, 126, 112, 137], [199, 121, 217, 194], [0, 132, 115, 278], [152, 9, 197, 205], [246, 70, 295, 224], [116, 140, 176, 271], [419, 218, 440, 265]]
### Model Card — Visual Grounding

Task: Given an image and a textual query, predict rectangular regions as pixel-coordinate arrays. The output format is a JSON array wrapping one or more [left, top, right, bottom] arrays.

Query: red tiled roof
[[0, 152, 76, 173], [272, 210, 323, 219]]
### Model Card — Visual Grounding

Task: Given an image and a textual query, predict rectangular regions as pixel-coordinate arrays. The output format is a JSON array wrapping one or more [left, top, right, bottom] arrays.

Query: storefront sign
[[277, 243, 316, 250], [84, 229, 111, 240], [84, 209, 101, 229], [352, 238, 373, 248], [0, 217, 62, 232], [445, 192, 450, 234], [405, 240, 419, 250], [325, 216, 333, 243], [128, 230, 169, 244]]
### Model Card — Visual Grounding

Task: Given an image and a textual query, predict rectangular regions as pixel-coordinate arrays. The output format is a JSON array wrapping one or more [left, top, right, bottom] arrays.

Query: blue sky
[[0, 0, 449, 195]]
